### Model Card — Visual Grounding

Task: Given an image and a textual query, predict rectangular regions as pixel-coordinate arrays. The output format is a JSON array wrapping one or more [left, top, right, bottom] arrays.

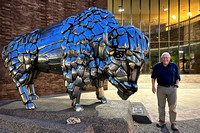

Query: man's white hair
[[161, 52, 171, 58]]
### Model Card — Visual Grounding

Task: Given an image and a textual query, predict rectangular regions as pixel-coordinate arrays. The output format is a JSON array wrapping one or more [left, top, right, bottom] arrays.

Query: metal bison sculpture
[[2, 7, 149, 111]]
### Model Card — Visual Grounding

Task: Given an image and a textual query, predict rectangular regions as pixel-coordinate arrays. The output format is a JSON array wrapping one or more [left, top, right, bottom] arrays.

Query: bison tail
[[1, 37, 21, 68], [1, 45, 8, 61]]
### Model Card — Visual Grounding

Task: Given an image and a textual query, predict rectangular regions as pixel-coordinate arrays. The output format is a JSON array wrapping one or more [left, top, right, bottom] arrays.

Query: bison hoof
[[26, 101, 37, 110], [31, 94, 39, 100], [74, 104, 84, 112], [100, 96, 107, 104]]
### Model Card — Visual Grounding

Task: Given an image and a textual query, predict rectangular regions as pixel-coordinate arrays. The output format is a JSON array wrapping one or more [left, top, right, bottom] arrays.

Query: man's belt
[[159, 85, 174, 87]]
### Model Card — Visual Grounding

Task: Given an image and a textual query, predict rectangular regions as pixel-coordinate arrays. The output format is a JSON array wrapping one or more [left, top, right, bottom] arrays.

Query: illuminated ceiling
[[108, 0, 200, 26]]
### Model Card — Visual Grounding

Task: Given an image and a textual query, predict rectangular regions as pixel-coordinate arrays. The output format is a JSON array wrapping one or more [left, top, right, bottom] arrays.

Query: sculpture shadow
[[58, 100, 103, 115], [159, 125, 180, 133]]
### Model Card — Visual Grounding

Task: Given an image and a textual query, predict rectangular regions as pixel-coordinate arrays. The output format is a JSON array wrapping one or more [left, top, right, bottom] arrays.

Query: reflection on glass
[[108, 0, 112, 13], [170, 0, 178, 25], [190, 15, 200, 41], [123, 0, 131, 26], [107, 0, 200, 74], [160, 0, 168, 41], [114, 0, 122, 25], [141, 0, 149, 35], [150, 43, 159, 68], [132, 0, 140, 28], [180, 0, 189, 22], [151, 0, 158, 42], [179, 44, 190, 73], [190, 0, 199, 17], [170, 0, 178, 43], [191, 42, 200, 73]]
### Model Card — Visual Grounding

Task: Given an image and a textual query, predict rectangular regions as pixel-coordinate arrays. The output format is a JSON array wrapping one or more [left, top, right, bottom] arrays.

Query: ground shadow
[[160, 125, 180, 133], [160, 125, 170, 133]]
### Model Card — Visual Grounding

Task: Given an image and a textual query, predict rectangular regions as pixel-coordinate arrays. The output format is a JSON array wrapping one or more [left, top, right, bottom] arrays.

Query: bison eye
[[115, 51, 124, 58]]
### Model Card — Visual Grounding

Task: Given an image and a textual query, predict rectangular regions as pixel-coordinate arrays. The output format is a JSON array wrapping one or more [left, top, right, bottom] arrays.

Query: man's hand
[[174, 86, 178, 89], [151, 78, 156, 94], [152, 86, 156, 94]]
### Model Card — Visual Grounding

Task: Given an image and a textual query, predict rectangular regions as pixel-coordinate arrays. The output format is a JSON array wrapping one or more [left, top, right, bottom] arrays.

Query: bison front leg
[[69, 86, 83, 112], [96, 86, 107, 104], [63, 66, 86, 112], [62, 43, 91, 111], [18, 85, 37, 109], [92, 79, 107, 104]]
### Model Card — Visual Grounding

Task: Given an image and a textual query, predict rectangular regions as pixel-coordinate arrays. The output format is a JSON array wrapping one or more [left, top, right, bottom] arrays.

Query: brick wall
[[0, 0, 108, 100]]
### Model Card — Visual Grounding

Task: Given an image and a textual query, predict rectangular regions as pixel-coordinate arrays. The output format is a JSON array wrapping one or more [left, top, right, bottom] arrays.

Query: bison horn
[[103, 27, 112, 47]]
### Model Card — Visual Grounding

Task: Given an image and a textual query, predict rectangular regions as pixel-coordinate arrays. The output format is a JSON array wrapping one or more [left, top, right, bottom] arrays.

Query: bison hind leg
[[26, 84, 39, 100], [18, 85, 37, 110], [15, 70, 40, 110], [26, 70, 40, 100]]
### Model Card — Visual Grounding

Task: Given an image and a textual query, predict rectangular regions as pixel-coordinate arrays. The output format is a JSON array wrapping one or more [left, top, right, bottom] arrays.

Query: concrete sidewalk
[[75, 74, 200, 132], [0, 74, 200, 133], [80, 74, 200, 122], [46, 74, 200, 132]]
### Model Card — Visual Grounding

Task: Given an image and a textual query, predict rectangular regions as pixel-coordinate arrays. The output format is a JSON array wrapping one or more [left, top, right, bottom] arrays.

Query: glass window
[[190, 0, 199, 18], [179, 43, 190, 73], [180, 0, 189, 22], [107, 0, 200, 74], [191, 42, 200, 73], [114, 0, 122, 25], [170, 0, 178, 42], [123, 0, 131, 26], [150, 43, 159, 68], [141, 0, 149, 35], [150, 0, 158, 42], [160, 0, 168, 41], [169, 42, 179, 65], [190, 17, 200, 41], [190, 0, 200, 41], [170, 0, 178, 25], [132, 0, 140, 28], [180, 0, 189, 43], [107, 0, 113, 13]]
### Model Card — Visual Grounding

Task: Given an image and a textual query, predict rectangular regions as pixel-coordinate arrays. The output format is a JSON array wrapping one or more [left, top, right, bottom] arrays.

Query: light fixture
[[172, 15, 176, 19], [164, 8, 168, 11], [179, 51, 184, 54], [188, 12, 192, 16], [118, 8, 125, 12]]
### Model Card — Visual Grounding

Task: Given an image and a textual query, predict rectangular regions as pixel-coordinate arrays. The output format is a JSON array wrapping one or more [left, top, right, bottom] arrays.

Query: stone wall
[[0, 0, 107, 100]]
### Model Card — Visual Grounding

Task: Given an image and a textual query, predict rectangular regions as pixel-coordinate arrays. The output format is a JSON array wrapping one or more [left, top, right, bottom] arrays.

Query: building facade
[[0, 0, 199, 100], [108, 0, 200, 74]]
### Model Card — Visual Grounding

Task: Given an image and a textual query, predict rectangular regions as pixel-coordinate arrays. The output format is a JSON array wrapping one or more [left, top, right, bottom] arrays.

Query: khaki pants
[[157, 85, 177, 123]]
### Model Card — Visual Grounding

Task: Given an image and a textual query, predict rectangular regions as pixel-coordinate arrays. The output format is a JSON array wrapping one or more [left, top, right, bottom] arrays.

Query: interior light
[[118, 8, 125, 12], [188, 12, 192, 16], [172, 15, 176, 19], [164, 8, 168, 11]]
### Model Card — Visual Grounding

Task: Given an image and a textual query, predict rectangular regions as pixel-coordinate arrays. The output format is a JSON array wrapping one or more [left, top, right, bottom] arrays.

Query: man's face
[[162, 54, 170, 66]]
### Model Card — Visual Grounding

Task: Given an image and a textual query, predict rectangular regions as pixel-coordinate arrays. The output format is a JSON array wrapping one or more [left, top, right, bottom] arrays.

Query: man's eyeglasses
[[162, 57, 170, 59]]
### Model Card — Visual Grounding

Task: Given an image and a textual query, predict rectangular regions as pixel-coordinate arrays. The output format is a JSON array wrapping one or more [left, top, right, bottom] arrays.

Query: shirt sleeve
[[151, 64, 157, 79], [175, 64, 181, 81]]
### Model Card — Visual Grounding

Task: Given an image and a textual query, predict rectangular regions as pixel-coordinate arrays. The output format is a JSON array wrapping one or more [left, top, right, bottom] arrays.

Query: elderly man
[[151, 52, 180, 131]]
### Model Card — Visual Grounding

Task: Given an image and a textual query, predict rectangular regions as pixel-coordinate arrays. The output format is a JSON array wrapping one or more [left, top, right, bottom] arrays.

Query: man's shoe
[[171, 123, 179, 131], [156, 121, 166, 127]]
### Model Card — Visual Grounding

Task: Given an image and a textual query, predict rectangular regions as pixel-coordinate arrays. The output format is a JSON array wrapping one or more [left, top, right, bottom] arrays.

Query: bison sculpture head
[[103, 26, 149, 100]]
